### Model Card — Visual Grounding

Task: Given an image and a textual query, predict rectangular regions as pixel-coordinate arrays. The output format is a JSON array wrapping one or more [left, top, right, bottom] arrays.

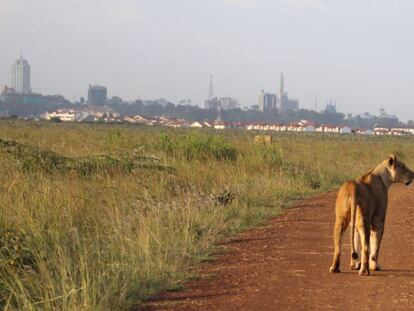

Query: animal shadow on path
[[337, 269, 414, 277]]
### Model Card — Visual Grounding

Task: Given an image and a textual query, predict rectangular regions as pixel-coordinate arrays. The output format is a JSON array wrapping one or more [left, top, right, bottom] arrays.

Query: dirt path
[[144, 184, 414, 310]]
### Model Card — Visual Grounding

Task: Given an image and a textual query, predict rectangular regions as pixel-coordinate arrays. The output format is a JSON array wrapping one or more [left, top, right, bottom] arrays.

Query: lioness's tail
[[350, 184, 358, 261]]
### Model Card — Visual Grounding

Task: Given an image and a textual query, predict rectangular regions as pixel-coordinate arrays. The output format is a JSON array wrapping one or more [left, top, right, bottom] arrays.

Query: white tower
[[12, 51, 31, 94]]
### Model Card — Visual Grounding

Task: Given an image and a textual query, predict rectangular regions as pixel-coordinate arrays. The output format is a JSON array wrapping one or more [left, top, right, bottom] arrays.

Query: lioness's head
[[387, 154, 414, 185]]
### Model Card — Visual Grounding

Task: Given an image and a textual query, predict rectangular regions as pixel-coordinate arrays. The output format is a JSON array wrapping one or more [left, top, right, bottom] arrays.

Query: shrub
[[180, 133, 237, 161], [50, 117, 62, 123], [156, 132, 237, 161]]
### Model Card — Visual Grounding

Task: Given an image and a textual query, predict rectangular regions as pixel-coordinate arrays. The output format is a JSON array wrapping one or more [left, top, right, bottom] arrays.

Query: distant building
[[282, 98, 299, 111], [178, 99, 192, 105], [205, 97, 238, 110], [43, 106, 118, 122], [12, 53, 31, 94], [360, 112, 376, 120], [258, 73, 298, 113], [153, 98, 169, 108], [213, 107, 226, 129], [123, 114, 149, 124], [204, 97, 220, 109], [204, 74, 216, 109], [87, 85, 107, 106], [107, 96, 124, 105], [219, 97, 238, 110], [339, 126, 352, 134], [43, 109, 81, 122], [258, 90, 277, 112], [355, 128, 374, 135], [208, 74, 214, 100], [379, 107, 397, 120], [203, 75, 238, 110], [140, 98, 173, 108], [324, 101, 337, 113], [191, 121, 212, 128], [1, 85, 17, 95], [278, 73, 299, 112]]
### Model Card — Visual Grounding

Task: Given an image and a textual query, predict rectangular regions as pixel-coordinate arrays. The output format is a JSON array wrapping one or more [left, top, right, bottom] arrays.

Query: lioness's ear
[[388, 154, 397, 168]]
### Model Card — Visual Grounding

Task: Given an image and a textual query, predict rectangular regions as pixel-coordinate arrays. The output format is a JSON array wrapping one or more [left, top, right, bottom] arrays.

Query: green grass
[[0, 120, 413, 310]]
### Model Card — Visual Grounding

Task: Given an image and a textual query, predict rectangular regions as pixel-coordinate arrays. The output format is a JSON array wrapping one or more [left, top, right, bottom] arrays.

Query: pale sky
[[1, 0, 414, 120]]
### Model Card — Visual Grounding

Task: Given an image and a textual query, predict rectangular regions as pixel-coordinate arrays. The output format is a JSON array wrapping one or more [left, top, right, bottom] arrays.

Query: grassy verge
[[0, 120, 413, 310]]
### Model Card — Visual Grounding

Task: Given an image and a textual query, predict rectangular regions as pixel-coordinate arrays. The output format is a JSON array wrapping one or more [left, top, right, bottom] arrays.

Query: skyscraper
[[278, 72, 288, 111], [87, 85, 107, 106], [278, 73, 299, 112], [11, 52, 31, 94], [258, 90, 277, 112]]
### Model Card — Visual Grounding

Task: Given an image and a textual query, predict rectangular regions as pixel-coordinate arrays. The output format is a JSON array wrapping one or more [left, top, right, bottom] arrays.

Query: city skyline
[[0, 51, 401, 119], [1, 1, 414, 120]]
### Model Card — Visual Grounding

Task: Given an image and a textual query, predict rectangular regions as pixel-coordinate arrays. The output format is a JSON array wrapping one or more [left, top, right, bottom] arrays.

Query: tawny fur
[[329, 154, 414, 276], [254, 135, 272, 145]]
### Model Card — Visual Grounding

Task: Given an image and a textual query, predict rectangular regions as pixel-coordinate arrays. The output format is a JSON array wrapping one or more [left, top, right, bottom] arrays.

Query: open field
[[0, 120, 414, 310]]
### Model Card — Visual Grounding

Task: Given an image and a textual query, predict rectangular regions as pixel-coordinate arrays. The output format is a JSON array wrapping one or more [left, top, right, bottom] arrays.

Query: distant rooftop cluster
[[38, 108, 414, 137]]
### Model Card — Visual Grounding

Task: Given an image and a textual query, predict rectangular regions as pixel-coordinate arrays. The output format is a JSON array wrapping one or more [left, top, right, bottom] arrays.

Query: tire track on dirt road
[[144, 184, 414, 310]]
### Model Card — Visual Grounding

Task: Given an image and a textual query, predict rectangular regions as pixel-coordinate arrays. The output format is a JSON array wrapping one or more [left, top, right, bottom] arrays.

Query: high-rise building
[[87, 85, 107, 106], [258, 90, 277, 112], [11, 52, 31, 94], [278, 73, 299, 112], [278, 72, 288, 111]]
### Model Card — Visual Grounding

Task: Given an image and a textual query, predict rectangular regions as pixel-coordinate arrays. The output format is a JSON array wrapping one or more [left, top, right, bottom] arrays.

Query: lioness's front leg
[[370, 222, 384, 271]]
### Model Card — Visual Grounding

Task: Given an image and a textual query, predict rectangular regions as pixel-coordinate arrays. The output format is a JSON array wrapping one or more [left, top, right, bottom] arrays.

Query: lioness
[[254, 135, 272, 145], [329, 154, 414, 276]]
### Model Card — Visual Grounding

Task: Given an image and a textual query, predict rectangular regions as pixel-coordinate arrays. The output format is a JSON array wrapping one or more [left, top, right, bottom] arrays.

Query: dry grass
[[0, 120, 413, 310]]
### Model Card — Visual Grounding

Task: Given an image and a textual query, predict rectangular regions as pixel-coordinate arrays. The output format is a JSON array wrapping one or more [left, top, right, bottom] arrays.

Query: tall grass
[[0, 120, 413, 310]]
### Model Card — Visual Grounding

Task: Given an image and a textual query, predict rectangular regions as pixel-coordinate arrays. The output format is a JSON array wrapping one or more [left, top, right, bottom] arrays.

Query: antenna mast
[[208, 74, 214, 100]]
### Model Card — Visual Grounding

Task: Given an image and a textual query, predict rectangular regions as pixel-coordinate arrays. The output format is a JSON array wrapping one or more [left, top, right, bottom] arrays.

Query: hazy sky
[[1, 0, 414, 119]]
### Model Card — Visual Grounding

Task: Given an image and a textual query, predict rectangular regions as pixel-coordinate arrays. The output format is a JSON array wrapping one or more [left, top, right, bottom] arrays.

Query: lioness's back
[[337, 180, 358, 199]]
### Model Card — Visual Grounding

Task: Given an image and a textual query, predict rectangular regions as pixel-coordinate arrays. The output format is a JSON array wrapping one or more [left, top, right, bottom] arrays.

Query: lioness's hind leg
[[357, 217, 371, 276], [369, 222, 384, 271], [350, 229, 361, 270], [329, 217, 347, 273]]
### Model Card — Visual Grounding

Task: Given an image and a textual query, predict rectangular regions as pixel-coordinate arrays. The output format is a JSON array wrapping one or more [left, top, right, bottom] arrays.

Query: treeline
[[0, 95, 72, 118], [0, 97, 408, 129], [109, 100, 406, 129]]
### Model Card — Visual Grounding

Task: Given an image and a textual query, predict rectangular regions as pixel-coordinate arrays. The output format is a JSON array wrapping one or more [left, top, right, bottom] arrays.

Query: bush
[[50, 117, 62, 123], [158, 132, 237, 161]]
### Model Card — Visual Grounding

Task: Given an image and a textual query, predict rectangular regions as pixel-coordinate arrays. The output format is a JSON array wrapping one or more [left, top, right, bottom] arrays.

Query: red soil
[[144, 184, 414, 310]]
